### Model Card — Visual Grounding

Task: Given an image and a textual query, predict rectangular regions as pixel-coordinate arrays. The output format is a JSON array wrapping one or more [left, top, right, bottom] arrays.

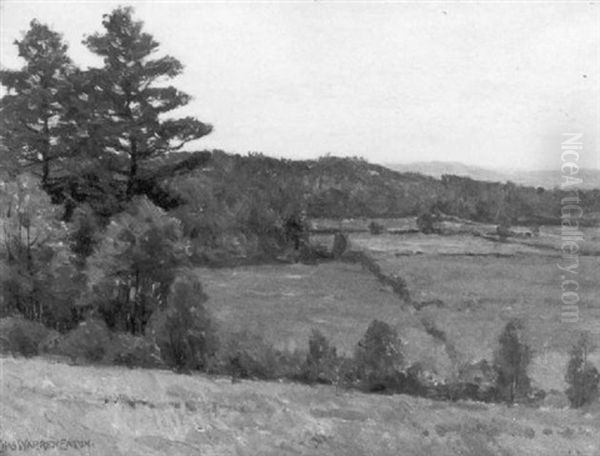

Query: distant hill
[[152, 152, 600, 225], [387, 161, 600, 190]]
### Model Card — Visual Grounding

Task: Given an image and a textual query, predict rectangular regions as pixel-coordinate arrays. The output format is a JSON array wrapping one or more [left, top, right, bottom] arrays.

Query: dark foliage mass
[[85, 196, 188, 334], [565, 333, 600, 408], [148, 274, 217, 372], [354, 320, 406, 393], [493, 319, 533, 404]]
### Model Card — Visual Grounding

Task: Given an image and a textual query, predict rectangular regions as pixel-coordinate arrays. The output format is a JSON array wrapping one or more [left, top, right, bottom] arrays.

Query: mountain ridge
[[386, 161, 600, 190]]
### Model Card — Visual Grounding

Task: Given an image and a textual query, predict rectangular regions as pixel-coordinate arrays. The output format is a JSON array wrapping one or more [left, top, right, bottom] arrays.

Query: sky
[[1, 0, 598, 170]]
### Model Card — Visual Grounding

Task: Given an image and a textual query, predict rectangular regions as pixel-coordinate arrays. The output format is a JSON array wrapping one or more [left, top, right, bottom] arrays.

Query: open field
[[376, 252, 600, 388], [348, 232, 556, 256], [350, 228, 600, 392], [200, 228, 600, 393], [313, 217, 600, 255], [198, 262, 413, 355], [1, 356, 599, 456], [197, 262, 454, 376]]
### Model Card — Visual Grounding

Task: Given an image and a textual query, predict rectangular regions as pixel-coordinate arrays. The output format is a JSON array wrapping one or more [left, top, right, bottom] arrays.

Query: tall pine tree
[[0, 20, 77, 187], [83, 6, 212, 199]]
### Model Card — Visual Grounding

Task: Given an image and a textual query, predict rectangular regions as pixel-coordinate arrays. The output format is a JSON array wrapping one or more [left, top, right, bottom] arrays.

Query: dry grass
[[197, 262, 431, 359], [1, 356, 599, 456]]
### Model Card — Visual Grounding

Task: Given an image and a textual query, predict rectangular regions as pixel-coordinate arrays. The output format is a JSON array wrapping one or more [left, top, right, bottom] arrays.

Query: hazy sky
[[1, 1, 598, 170]]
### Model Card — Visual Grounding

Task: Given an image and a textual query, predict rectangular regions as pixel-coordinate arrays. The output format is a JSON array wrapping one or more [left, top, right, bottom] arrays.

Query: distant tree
[[565, 333, 600, 408], [354, 320, 405, 392], [329, 232, 348, 259], [85, 196, 188, 334], [83, 6, 212, 198], [0, 20, 77, 187], [496, 214, 512, 240], [284, 212, 309, 250], [493, 318, 532, 404], [305, 329, 338, 383], [368, 221, 385, 235], [416, 210, 437, 234]]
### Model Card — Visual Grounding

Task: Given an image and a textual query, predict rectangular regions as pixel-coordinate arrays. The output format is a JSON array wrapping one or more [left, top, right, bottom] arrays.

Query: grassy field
[[1, 356, 599, 456], [197, 262, 454, 376], [348, 232, 555, 256], [198, 227, 600, 393], [351, 230, 600, 392], [198, 262, 412, 354], [312, 217, 600, 255]]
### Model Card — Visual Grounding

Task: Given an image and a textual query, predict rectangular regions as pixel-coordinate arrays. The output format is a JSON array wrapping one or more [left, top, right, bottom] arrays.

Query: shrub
[[331, 232, 348, 258], [272, 349, 307, 381], [416, 212, 436, 234], [304, 329, 339, 384], [382, 274, 410, 302], [496, 224, 512, 240], [148, 274, 217, 372], [354, 320, 405, 393], [214, 331, 279, 380], [50, 318, 112, 363], [493, 318, 532, 404], [104, 333, 164, 369], [335, 357, 360, 391], [496, 213, 512, 240], [565, 333, 600, 408], [368, 221, 385, 235], [0, 316, 55, 357], [457, 360, 496, 388]]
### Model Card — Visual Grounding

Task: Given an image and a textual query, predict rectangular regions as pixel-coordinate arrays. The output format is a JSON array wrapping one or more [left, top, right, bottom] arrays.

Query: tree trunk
[[41, 116, 51, 187], [126, 138, 138, 199]]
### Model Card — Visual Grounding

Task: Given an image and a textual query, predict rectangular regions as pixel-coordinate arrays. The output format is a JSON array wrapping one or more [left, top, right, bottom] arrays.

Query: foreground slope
[[1, 357, 598, 456]]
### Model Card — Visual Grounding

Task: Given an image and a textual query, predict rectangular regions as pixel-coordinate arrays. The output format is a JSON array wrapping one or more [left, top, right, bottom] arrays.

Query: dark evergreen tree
[[0, 20, 77, 186], [82, 6, 212, 199]]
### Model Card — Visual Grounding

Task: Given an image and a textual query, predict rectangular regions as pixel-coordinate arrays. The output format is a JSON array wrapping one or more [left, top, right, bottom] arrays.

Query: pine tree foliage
[[0, 21, 77, 186], [82, 7, 212, 198]]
